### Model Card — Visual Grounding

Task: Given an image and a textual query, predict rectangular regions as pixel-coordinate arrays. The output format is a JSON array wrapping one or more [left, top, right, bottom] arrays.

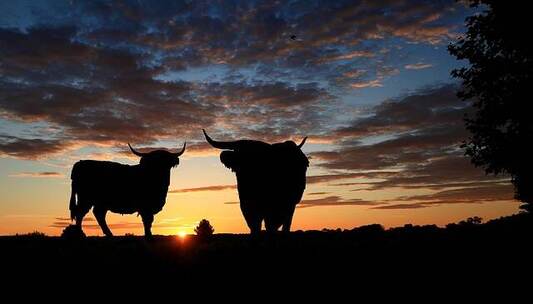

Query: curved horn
[[173, 142, 186, 157], [128, 143, 147, 157], [298, 136, 308, 149], [203, 129, 238, 150]]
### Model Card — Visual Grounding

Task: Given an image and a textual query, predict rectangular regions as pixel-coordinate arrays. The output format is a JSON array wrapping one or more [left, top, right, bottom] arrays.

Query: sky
[[0, 0, 520, 236]]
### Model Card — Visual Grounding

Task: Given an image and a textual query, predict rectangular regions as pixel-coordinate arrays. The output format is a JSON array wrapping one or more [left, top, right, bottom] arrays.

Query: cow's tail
[[69, 162, 79, 221], [69, 181, 77, 221]]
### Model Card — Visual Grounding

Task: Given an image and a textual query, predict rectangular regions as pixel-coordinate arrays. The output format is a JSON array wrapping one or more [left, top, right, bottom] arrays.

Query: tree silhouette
[[459, 216, 483, 226], [61, 224, 86, 239], [449, 0, 533, 212], [195, 219, 214, 240]]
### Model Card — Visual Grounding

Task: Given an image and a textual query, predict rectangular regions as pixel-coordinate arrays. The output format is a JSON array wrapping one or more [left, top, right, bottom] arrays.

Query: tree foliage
[[195, 219, 215, 240], [449, 0, 533, 211]]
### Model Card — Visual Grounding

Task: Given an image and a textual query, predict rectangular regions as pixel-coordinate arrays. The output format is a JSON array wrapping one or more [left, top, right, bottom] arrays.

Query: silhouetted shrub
[[460, 216, 483, 226], [195, 219, 214, 241], [354, 224, 385, 233], [61, 224, 86, 239], [17, 231, 47, 238]]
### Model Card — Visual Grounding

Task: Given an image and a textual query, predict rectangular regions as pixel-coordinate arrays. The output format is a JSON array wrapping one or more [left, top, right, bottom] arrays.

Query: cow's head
[[203, 129, 309, 174], [128, 143, 186, 169]]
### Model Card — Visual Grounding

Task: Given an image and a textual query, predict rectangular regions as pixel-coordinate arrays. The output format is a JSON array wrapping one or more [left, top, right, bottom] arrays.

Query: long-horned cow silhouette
[[203, 129, 309, 234], [69, 143, 186, 237]]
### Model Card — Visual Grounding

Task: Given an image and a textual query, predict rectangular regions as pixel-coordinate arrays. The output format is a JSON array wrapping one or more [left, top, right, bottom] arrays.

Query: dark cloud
[[203, 81, 329, 108], [0, 23, 333, 158], [0, 135, 71, 159], [2, 1, 504, 215], [0, 26, 215, 151], [311, 84, 516, 207], [195, 81, 333, 142], [298, 196, 383, 208], [168, 171, 395, 194], [312, 85, 471, 172], [373, 184, 515, 209], [307, 172, 396, 184], [394, 184, 514, 203], [0, 1, 471, 159], [333, 84, 466, 138]]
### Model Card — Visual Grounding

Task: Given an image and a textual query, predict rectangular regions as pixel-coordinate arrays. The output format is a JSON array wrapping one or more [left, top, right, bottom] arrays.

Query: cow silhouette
[[203, 129, 309, 234], [69, 143, 186, 237]]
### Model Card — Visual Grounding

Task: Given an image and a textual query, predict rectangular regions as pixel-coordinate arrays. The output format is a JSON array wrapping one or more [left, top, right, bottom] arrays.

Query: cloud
[[9, 171, 63, 178], [394, 184, 514, 202], [0, 26, 332, 158], [0, 26, 217, 154], [298, 196, 383, 208], [1, 1, 500, 215], [50, 217, 192, 230], [0, 135, 72, 159], [348, 66, 399, 89], [307, 172, 396, 184], [50, 220, 143, 230], [370, 183, 515, 209], [170, 185, 236, 193], [307, 192, 329, 196], [332, 84, 464, 138], [225, 196, 383, 208], [55, 217, 95, 222], [167, 172, 395, 194], [405, 63, 433, 70], [350, 79, 384, 89], [0, 1, 470, 159], [318, 50, 375, 63], [311, 84, 516, 207]]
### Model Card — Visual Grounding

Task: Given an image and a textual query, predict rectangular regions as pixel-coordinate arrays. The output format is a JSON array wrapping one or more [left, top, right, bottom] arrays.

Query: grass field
[[1, 213, 531, 287]]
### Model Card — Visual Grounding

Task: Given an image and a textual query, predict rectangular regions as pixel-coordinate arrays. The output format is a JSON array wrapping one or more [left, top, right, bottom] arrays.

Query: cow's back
[[72, 160, 132, 180], [71, 160, 139, 212]]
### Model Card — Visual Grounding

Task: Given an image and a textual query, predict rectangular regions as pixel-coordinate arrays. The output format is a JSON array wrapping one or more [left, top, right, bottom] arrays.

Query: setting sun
[[177, 231, 187, 239]]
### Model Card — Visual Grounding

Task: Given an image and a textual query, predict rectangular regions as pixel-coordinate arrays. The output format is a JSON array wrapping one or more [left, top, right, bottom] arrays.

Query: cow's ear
[[220, 151, 239, 172]]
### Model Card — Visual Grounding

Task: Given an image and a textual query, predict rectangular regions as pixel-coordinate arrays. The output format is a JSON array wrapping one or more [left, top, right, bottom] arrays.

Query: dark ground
[[1, 213, 531, 290]]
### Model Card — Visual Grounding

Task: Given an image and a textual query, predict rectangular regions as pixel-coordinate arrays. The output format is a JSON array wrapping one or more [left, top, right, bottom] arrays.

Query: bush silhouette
[[61, 224, 86, 239], [194, 219, 214, 240], [16, 231, 47, 238], [460, 216, 483, 226]]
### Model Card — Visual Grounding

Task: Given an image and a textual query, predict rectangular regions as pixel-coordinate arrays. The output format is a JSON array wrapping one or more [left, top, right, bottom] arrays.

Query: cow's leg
[[244, 214, 261, 236], [93, 207, 113, 237], [249, 219, 262, 236], [282, 205, 296, 233], [141, 213, 154, 239], [241, 203, 261, 236], [74, 200, 91, 229], [265, 217, 281, 234]]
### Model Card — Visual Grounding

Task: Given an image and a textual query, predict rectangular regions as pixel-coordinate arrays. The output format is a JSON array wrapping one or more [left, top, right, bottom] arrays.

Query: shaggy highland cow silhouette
[[203, 129, 309, 234], [69, 143, 186, 237]]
